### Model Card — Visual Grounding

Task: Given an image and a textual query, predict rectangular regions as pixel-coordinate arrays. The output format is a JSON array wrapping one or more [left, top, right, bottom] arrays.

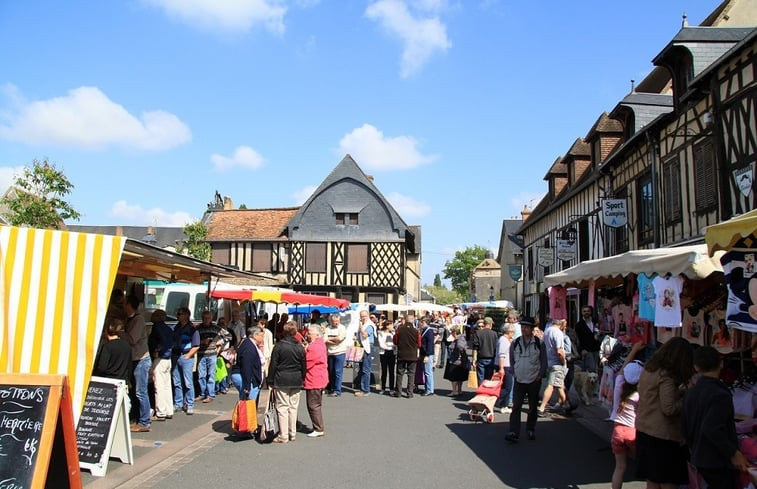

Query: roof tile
[[206, 208, 299, 241]]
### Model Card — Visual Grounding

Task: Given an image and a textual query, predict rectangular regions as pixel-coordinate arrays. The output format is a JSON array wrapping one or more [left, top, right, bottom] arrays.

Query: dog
[[572, 368, 598, 406]]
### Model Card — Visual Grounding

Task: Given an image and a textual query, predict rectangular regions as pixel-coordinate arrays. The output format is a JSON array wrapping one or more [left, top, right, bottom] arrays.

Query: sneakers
[[328, 392, 341, 397], [537, 409, 547, 417], [390, 391, 399, 398], [527, 430, 536, 441], [421, 392, 434, 397], [354, 391, 369, 397], [307, 431, 324, 438], [505, 432, 519, 443], [499, 407, 512, 414], [186, 407, 194, 415]]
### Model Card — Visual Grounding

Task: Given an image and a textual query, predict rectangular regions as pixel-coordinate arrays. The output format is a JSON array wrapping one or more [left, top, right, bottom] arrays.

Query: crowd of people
[[94, 292, 750, 487]]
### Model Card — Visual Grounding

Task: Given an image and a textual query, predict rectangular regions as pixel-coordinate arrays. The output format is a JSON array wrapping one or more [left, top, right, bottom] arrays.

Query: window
[[165, 292, 189, 318], [346, 244, 368, 273], [662, 158, 682, 222], [366, 293, 385, 305], [693, 139, 717, 212], [251, 243, 271, 272], [305, 243, 326, 272], [592, 139, 602, 165], [637, 174, 654, 244], [336, 212, 359, 225]]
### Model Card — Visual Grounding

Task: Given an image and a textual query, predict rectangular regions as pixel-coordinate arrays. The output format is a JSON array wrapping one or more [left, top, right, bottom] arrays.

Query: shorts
[[611, 423, 636, 455], [546, 365, 566, 388]]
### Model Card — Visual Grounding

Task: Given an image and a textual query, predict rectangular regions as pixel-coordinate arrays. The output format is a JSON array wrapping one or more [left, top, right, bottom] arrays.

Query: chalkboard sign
[[76, 380, 118, 464], [0, 384, 51, 488], [76, 376, 132, 476], [0, 373, 81, 489]]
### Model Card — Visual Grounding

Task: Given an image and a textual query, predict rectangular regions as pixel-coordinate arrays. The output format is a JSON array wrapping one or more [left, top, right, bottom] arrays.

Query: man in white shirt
[[324, 314, 348, 397]]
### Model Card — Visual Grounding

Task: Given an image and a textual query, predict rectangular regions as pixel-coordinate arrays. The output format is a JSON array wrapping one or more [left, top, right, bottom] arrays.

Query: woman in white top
[[378, 320, 396, 394]]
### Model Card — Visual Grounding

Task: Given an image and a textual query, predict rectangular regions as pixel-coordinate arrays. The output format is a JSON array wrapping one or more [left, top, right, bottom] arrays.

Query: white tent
[[544, 244, 723, 288]]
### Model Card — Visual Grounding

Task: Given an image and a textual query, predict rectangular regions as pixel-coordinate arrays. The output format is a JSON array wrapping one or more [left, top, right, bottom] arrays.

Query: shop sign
[[602, 199, 628, 228], [537, 247, 554, 267], [556, 239, 576, 261], [734, 165, 753, 197], [508, 265, 522, 281]]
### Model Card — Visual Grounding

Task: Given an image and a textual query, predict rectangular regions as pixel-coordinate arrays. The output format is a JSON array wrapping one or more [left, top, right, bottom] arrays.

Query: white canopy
[[372, 302, 454, 314], [544, 244, 723, 288]]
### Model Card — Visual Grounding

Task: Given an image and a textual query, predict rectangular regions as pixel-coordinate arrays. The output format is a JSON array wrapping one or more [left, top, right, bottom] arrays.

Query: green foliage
[[178, 221, 211, 261], [1, 159, 81, 229], [239, 203, 247, 209], [433, 273, 442, 287], [424, 285, 462, 305], [443, 245, 489, 299]]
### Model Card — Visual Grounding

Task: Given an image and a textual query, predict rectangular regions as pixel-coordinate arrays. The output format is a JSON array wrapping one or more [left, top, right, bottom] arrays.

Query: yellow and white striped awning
[[0, 225, 125, 422]]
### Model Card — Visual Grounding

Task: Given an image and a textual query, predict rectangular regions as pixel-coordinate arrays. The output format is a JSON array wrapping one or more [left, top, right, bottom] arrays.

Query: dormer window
[[336, 212, 359, 225]]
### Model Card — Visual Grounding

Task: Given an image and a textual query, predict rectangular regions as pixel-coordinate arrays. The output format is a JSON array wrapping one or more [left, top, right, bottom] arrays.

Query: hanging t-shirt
[[721, 250, 757, 334], [548, 286, 567, 320], [637, 273, 657, 321], [613, 303, 633, 339], [682, 308, 705, 346], [652, 275, 684, 327]]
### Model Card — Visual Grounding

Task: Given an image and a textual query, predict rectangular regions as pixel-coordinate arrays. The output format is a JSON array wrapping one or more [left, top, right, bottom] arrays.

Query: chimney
[[147, 226, 154, 236], [115, 226, 122, 236], [366, 175, 374, 183], [521, 205, 532, 221], [223, 196, 234, 210]]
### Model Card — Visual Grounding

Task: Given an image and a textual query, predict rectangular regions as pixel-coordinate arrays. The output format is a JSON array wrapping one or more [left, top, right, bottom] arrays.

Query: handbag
[[346, 345, 365, 363], [231, 399, 257, 433], [258, 391, 279, 443], [467, 368, 478, 389], [215, 356, 228, 382]]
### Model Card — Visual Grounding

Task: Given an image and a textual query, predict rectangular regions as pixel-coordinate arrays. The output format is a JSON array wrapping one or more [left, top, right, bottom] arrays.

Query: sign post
[[602, 199, 628, 228], [76, 376, 133, 476], [0, 373, 82, 489]]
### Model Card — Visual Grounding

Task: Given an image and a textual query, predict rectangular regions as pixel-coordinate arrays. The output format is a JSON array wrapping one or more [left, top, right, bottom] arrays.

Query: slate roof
[[205, 207, 299, 241], [67, 225, 187, 249]]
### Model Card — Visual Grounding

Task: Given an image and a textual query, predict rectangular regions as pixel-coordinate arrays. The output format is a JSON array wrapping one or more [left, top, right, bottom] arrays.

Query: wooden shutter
[[663, 158, 682, 222], [694, 139, 717, 212]]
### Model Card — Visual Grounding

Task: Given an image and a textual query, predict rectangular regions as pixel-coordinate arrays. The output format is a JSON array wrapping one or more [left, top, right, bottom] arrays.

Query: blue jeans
[[359, 352, 372, 393], [133, 357, 151, 426], [496, 366, 515, 407], [423, 355, 434, 393], [230, 372, 260, 401], [172, 355, 195, 409], [197, 354, 217, 399], [328, 353, 346, 395], [216, 376, 229, 395], [476, 357, 495, 385]]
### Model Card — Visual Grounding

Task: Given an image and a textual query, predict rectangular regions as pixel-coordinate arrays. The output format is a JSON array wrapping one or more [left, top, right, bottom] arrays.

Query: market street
[[83, 367, 645, 489]]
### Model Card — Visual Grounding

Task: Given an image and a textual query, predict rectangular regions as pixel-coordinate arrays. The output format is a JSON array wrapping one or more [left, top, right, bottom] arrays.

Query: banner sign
[[537, 247, 554, 267], [602, 199, 628, 228], [734, 165, 753, 197], [556, 239, 576, 261]]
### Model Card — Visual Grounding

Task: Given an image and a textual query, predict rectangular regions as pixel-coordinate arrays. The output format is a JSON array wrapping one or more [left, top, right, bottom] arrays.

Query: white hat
[[623, 361, 644, 385]]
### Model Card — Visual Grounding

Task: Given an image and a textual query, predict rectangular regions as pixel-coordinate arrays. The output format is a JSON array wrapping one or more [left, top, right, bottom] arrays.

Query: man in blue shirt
[[419, 317, 436, 396]]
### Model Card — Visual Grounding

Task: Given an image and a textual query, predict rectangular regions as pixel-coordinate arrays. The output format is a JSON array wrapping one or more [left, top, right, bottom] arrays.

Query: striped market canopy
[[0, 225, 125, 423], [210, 288, 350, 309]]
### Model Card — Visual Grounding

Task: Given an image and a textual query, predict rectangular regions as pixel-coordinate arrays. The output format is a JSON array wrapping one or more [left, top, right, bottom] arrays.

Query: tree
[[424, 285, 462, 305], [433, 273, 442, 287], [1, 159, 81, 229], [178, 221, 211, 261], [443, 245, 488, 299]]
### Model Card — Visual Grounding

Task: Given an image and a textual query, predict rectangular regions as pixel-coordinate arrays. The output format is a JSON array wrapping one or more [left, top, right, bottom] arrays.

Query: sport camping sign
[[602, 199, 628, 228]]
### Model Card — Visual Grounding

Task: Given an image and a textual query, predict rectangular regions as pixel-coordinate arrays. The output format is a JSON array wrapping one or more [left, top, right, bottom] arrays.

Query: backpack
[[513, 335, 541, 356]]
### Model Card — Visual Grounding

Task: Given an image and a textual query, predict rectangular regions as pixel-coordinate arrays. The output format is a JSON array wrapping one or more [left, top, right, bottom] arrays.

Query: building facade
[[205, 155, 422, 305], [516, 2, 756, 322]]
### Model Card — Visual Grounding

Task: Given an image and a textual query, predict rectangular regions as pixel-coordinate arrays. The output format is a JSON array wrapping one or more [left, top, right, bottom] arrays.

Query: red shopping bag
[[231, 399, 257, 433]]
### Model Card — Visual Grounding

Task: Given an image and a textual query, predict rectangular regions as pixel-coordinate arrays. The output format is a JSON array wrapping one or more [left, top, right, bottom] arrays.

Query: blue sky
[[0, 1, 720, 285]]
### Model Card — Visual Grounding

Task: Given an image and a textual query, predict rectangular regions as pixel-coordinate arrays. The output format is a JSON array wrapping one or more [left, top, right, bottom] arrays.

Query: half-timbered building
[[205, 155, 421, 305], [516, 2, 756, 321]]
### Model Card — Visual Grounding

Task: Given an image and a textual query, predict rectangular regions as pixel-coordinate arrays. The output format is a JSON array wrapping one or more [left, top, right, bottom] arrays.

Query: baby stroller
[[467, 372, 504, 423]]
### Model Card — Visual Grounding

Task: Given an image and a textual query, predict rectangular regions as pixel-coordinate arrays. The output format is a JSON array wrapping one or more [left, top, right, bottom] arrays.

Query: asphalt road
[[83, 365, 646, 489]]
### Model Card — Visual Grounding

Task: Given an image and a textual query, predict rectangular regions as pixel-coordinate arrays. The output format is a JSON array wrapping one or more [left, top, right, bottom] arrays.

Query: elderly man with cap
[[505, 316, 547, 443]]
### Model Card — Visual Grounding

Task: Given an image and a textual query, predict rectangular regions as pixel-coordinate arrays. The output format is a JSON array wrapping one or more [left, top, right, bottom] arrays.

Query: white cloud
[[210, 145, 265, 172], [292, 185, 317, 205], [108, 200, 193, 227], [0, 166, 24, 194], [338, 123, 435, 171], [145, 0, 287, 34], [0, 86, 191, 150], [386, 192, 430, 218], [365, 0, 451, 78]]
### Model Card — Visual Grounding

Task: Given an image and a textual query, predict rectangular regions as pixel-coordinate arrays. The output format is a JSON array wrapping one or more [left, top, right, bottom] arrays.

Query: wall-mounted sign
[[508, 265, 522, 281], [556, 239, 576, 261], [602, 199, 628, 228], [734, 165, 753, 197], [537, 247, 554, 267]]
